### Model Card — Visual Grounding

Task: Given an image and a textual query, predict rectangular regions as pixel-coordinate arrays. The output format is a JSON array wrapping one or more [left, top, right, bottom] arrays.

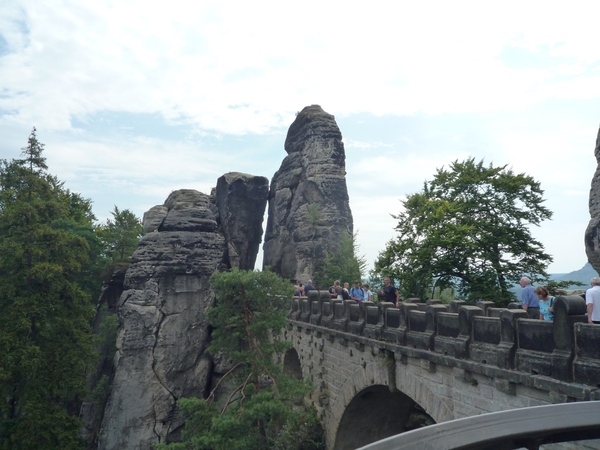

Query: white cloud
[[1, 1, 600, 134], [1, 0, 599, 275]]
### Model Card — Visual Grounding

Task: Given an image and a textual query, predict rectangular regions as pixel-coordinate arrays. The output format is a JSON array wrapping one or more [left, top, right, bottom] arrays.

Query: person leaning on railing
[[534, 286, 554, 321]]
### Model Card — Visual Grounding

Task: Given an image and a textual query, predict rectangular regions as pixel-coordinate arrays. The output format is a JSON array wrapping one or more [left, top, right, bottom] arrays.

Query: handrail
[[357, 401, 600, 450]]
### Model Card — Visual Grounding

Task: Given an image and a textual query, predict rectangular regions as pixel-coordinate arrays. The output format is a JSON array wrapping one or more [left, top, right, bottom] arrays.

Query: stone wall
[[286, 292, 600, 449]]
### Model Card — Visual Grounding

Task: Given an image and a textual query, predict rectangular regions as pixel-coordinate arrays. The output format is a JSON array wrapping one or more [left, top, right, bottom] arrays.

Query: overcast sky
[[1, 1, 599, 274]]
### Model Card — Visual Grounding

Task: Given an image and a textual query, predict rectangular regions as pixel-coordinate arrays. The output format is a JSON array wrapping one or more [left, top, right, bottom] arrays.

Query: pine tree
[[156, 269, 323, 450], [96, 205, 143, 264], [0, 128, 97, 449]]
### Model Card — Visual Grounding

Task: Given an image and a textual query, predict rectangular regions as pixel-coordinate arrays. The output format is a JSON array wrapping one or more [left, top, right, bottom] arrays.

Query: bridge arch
[[329, 360, 446, 450], [394, 360, 455, 424], [282, 347, 303, 379]]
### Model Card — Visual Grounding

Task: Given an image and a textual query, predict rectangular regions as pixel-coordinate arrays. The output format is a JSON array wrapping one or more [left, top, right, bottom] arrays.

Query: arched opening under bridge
[[282, 347, 303, 379], [333, 385, 434, 450]]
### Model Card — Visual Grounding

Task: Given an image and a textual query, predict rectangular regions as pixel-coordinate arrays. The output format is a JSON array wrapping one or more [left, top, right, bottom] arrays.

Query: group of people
[[327, 278, 402, 305], [328, 280, 375, 302], [520, 275, 600, 323], [294, 280, 316, 297], [293, 277, 402, 306], [295, 275, 600, 324]]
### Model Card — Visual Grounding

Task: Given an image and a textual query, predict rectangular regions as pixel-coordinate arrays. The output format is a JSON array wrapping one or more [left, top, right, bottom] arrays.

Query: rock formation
[[98, 173, 268, 449], [215, 172, 269, 270], [586, 126, 600, 273], [263, 105, 354, 284]]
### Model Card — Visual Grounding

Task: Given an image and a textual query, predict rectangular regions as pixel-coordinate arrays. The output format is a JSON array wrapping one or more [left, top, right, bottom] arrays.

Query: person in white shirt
[[363, 283, 374, 302], [586, 277, 600, 324]]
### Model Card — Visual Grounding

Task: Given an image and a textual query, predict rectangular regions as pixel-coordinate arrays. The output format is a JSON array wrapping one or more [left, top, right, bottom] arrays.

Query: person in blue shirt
[[534, 286, 554, 321], [349, 281, 365, 301], [303, 279, 316, 296], [520, 276, 539, 319]]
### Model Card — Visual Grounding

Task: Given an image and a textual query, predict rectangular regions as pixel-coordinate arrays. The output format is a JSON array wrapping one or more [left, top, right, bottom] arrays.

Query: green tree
[[543, 279, 585, 297], [315, 231, 366, 289], [156, 269, 322, 450], [375, 158, 553, 304], [0, 128, 97, 449], [96, 205, 143, 263]]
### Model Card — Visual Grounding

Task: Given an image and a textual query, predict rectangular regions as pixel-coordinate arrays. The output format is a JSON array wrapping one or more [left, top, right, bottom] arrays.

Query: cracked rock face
[[263, 105, 354, 283], [98, 180, 268, 449], [98, 190, 223, 450], [586, 126, 600, 273]]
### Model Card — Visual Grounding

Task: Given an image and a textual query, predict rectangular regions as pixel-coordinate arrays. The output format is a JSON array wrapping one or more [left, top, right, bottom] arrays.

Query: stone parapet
[[289, 292, 600, 387]]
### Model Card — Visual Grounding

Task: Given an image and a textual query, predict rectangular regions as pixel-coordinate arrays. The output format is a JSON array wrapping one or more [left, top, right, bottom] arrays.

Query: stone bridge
[[282, 293, 600, 450]]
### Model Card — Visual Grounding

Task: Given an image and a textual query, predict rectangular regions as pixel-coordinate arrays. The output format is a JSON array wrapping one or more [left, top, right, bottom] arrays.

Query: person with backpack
[[535, 286, 555, 321], [350, 281, 365, 302], [329, 280, 343, 299]]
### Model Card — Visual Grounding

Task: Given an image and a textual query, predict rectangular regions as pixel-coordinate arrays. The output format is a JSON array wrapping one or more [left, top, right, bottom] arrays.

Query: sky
[[1, 1, 599, 275]]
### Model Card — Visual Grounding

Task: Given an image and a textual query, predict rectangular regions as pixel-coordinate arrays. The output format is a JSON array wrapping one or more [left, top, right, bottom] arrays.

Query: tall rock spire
[[585, 125, 600, 272], [263, 105, 354, 284]]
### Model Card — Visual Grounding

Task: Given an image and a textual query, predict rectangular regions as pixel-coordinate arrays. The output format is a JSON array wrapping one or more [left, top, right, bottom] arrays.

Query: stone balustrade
[[289, 291, 600, 387]]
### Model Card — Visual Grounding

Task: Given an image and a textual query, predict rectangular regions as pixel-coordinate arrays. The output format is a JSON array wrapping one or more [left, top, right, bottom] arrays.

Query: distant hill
[[550, 262, 599, 287]]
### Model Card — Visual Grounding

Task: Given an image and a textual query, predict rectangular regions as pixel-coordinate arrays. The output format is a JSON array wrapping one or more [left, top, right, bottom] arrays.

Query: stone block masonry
[[285, 294, 600, 450]]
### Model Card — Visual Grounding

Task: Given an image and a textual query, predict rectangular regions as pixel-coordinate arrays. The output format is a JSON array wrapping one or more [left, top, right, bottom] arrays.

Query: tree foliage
[[315, 231, 366, 289], [0, 128, 97, 448], [96, 206, 143, 264], [544, 279, 585, 297], [156, 269, 322, 450], [95, 205, 143, 283], [375, 158, 553, 304]]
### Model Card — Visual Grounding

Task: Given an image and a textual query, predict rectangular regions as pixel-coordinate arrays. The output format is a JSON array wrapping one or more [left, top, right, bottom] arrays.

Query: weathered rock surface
[[586, 126, 600, 273], [98, 175, 269, 449], [263, 105, 353, 283], [97, 190, 223, 450], [215, 172, 269, 270]]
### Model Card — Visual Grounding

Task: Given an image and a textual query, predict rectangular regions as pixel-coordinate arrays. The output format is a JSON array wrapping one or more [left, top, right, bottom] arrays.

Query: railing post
[[457, 306, 484, 359], [497, 309, 528, 370], [476, 301, 495, 316], [552, 295, 587, 382]]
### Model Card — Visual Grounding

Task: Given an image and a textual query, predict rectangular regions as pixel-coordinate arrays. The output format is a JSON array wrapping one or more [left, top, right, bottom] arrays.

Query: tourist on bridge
[[294, 281, 304, 297], [342, 282, 351, 300], [534, 286, 554, 321], [520, 276, 539, 319], [363, 283, 374, 302], [383, 277, 400, 306], [350, 281, 365, 301], [329, 280, 343, 299], [586, 277, 600, 324], [304, 279, 316, 296]]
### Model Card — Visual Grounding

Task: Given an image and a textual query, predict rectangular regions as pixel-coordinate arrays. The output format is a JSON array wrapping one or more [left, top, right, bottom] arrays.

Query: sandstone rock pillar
[[263, 105, 353, 284], [586, 125, 600, 272]]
